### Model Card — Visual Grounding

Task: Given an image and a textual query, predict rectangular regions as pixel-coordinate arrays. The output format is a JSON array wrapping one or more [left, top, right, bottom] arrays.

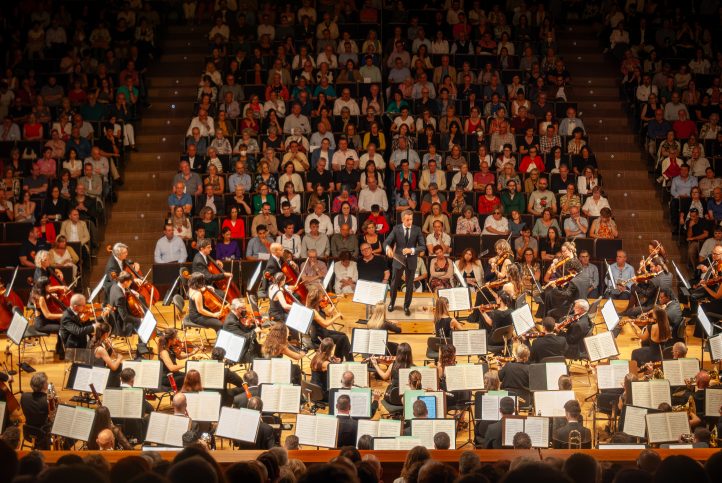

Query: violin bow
[[294, 257, 311, 289]]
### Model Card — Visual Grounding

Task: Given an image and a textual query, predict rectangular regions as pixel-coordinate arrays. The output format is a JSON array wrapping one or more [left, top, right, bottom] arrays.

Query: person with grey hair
[[102, 242, 135, 298], [20, 372, 51, 449], [558, 299, 592, 359], [223, 298, 260, 362], [60, 292, 99, 349]]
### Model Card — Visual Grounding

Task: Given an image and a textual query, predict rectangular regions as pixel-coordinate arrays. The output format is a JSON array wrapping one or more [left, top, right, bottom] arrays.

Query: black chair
[[424, 337, 447, 365], [301, 380, 326, 414], [380, 386, 404, 419], [488, 325, 514, 355]]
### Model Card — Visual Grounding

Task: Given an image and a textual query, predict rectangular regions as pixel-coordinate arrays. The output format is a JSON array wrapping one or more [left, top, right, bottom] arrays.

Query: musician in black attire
[[499, 345, 531, 402], [19, 372, 51, 449], [209, 347, 244, 406], [261, 242, 285, 296], [557, 299, 591, 359], [529, 317, 569, 363], [658, 288, 683, 338], [620, 256, 673, 316], [553, 399, 592, 448], [232, 370, 260, 408], [335, 394, 358, 447], [541, 242, 582, 318], [478, 291, 514, 346], [476, 396, 515, 448], [103, 242, 132, 301], [59, 293, 99, 350], [192, 238, 232, 282], [236, 396, 277, 449], [224, 299, 260, 363], [108, 272, 148, 354]]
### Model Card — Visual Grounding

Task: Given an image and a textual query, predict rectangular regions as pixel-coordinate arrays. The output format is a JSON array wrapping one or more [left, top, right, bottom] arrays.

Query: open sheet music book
[[705, 388, 722, 417], [184, 391, 222, 422], [333, 388, 372, 418], [662, 358, 700, 386], [286, 303, 314, 334], [253, 358, 292, 384], [404, 390, 445, 420], [583, 331, 619, 362], [186, 360, 225, 389], [399, 367, 439, 391], [601, 298, 620, 331], [328, 362, 369, 389], [622, 405, 648, 438], [479, 394, 515, 421], [137, 310, 157, 344], [71, 365, 110, 394], [502, 416, 550, 448], [7, 311, 28, 345], [145, 413, 190, 447], [698, 306, 714, 337], [356, 419, 402, 445], [215, 407, 261, 443], [411, 419, 456, 449], [596, 361, 630, 390], [631, 380, 671, 409], [710, 334, 722, 361], [351, 328, 388, 355], [529, 362, 568, 391], [372, 436, 422, 450], [511, 304, 535, 336], [103, 388, 144, 419], [51, 404, 96, 441], [295, 414, 339, 448], [437, 287, 472, 311], [533, 390, 577, 417], [452, 330, 487, 356], [215, 330, 247, 363], [122, 360, 162, 389], [444, 364, 485, 391], [646, 411, 690, 443], [260, 384, 302, 413], [352, 280, 388, 305]]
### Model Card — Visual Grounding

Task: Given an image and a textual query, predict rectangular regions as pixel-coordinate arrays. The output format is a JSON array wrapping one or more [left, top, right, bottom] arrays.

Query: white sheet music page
[[165, 415, 191, 447], [710, 334, 722, 361], [601, 298, 620, 331], [216, 407, 261, 443], [215, 330, 246, 362], [511, 304, 535, 336], [70, 406, 96, 441], [481, 395, 502, 421], [7, 312, 28, 345], [706, 388, 722, 416], [410, 419, 436, 449], [295, 414, 319, 447], [254, 359, 272, 384], [138, 310, 157, 344], [433, 419, 456, 449], [662, 360, 685, 386], [260, 384, 280, 412], [534, 390, 576, 417], [667, 411, 691, 441], [335, 389, 371, 418], [286, 303, 314, 334], [524, 416, 550, 448], [631, 382, 652, 409], [72, 366, 92, 392], [399, 367, 438, 391], [445, 364, 484, 391], [122, 388, 144, 419], [186, 360, 225, 389], [680, 358, 700, 381], [356, 420, 379, 444], [452, 330, 487, 356], [622, 405, 647, 438], [51, 405, 75, 438], [271, 359, 292, 383], [367, 330, 388, 355], [315, 415, 340, 448], [102, 388, 123, 418], [584, 331, 618, 362], [278, 385, 302, 413], [650, 380, 672, 407], [351, 329, 370, 354], [502, 417, 525, 447], [378, 419, 402, 437], [89, 367, 110, 394], [544, 362, 568, 390], [185, 392, 221, 422], [353, 280, 387, 305], [596, 362, 629, 390], [437, 287, 471, 311]]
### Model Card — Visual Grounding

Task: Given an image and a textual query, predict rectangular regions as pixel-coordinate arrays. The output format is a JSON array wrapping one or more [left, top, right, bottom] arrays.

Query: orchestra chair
[[301, 379, 327, 414], [380, 385, 404, 420], [566, 325, 595, 386], [172, 294, 212, 351], [590, 389, 622, 446], [19, 322, 52, 360], [20, 424, 48, 450], [424, 337, 447, 366], [107, 309, 135, 359], [488, 325, 514, 356]]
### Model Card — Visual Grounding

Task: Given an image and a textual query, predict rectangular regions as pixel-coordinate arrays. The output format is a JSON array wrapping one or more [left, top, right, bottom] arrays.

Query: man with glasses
[[482, 209, 510, 236], [357, 243, 389, 284]]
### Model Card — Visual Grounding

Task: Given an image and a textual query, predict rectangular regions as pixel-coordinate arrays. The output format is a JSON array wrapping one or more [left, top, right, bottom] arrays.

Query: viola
[[555, 312, 584, 333], [471, 303, 499, 312], [77, 303, 114, 322], [206, 255, 241, 300], [542, 271, 578, 290]]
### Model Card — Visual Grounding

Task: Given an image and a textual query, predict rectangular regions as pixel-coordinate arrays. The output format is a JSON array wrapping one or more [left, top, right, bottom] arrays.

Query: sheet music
[[184, 391, 221, 422], [351, 329, 388, 355], [356, 419, 402, 444], [352, 279, 388, 305], [632, 380, 671, 409], [103, 388, 144, 419], [706, 388, 722, 416], [481, 395, 506, 421], [596, 361, 630, 390], [584, 331, 619, 361], [452, 330, 487, 356], [511, 304, 535, 336], [601, 298, 620, 331], [373, 436, 422, 450], [7, 311, 28, 345], [404, 390, 445, 420], [673, 261, 691, 290], [72, 366, 110, 394], [698, 306, 713, 337], [451, 261, 468, 288], [711, 334, 722, 361], [286, 303, 314, 334], [662, 359, 700, 386], [411, 419, 456, 449], [137, 310, 157, 344], [622, 405, 648, 438], [186, 360, 225, 389], [437, 287, 472, 311], [215, 407, 261, 443], [646, 412, 690, 443], [89, 274, 106, 303], [295, 414, 339, 448], [544, 363, 568, 390], [399, 367, 439, 391], [502, 417, 526, 447], [260, 384, 301, 413], [215, 330, 246, 362], [146, 413, 190, 447], [334, 389, 372, 418], [525, 416, 550, 448], [254, 358, 292, 384], [444, 364, 484, 391], [122, 360, 161, 389], [51, 405, 95, 441], [328, 362, 369, 389], [533, 390, 576, 417]]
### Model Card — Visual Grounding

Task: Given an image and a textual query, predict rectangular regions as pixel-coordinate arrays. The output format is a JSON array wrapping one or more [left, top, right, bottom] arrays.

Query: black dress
[[162, 347, 186, 389], [310, 319, 353, 361], [311, 367, 329, 401], [34, 308, 63, 357], [93, 345, 121, 388], [188, 292, 223, 332], [435, 317, 453, 339]]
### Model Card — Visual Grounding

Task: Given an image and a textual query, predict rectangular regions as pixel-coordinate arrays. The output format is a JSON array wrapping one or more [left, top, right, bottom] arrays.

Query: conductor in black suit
[[108, 272, 149, 354], [192, 238, 232, 283], [335, 394, 358, 447], [103, 242, 135, 301], [59, 293, 99, 349], [383, 210, 426, 315]]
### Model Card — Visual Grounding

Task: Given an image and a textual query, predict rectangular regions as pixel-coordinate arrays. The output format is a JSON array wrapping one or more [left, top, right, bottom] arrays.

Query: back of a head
[[563, 453, 598, 483], [417, 461, 457, 483], [258, 451, 282, 482], [167, 456, 218, 483], [357, 461, 379, 483], [653, 455, 710, 483], [501, 462, 574, 483], [112, 456, 152, 483], [338, 446, 362, 463], [38, 465, 110, 483], [637, 449, 661, 474], [613, 469, 653, 483], [458, 450, 481, 475], [704, 450, 722, 482], [0, 439, 18, 481], [298, 463, 359, 483], [18, 451, 45, 477], [269, 446, 289, 467], [433, 431, 451, 450], [57, 454, 84, 466], [225, 461, 264, 483]]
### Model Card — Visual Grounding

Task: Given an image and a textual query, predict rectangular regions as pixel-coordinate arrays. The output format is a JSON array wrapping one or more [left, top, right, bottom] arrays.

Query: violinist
[[310, 337, 337, 402], [108, 272, 149, 354], [557, 299, 591, 359], [478, 291, 514, 346], [59, 293, 101, 350], [630, 307, 672, 368], [268, 272, 293, 322], [187, 272, 224, 332], [371, 342, 414, 390], [639, 240, 667, 274], [103, 243, 136, 300], [502, 264, 524, 299], [262, 323, 304, 385], [529, 317, 568, 363], [307, 288, 352, 361], [157, 328, 194, 389], [223, 298, 260, 362], [90, 322, 123, 388], [192, 238, 232, 284], [696, 246, 722, 314], [433, 296, 464, 339], [30, 276, 65, 359], [619, 256, 672, 317], [488, 239, 514, 281], [542, 242, 582, 319]]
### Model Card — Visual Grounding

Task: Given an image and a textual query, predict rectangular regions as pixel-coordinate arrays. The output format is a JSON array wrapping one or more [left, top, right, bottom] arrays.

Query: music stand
[[672, 260, 691, 301], [163, 275, 183, 306], [247, 262, 263, 294], [88, 274, 106, 303], [7, 310, 28, 393]]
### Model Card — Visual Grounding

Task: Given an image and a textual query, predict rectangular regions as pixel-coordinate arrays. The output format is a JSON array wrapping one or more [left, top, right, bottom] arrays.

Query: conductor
[[384, 210, 425, 316]]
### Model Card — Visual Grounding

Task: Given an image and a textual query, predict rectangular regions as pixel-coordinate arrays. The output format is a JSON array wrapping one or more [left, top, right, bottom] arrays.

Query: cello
[[180, 269, 231, 321], [106, 245, 161, 306], [280, 253, 308, 303], [206, 255, 241, 301], [46, 269, 75, 306]]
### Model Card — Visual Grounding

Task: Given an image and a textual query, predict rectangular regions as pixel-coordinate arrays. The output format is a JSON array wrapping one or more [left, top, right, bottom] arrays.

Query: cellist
[[108, 272, 149, 354], [30, 276, 65, 360], [187, 272, 224, 332], [103, 243, 136, 299], [33, 250, 69, 294], [191, 239, 232, 290]]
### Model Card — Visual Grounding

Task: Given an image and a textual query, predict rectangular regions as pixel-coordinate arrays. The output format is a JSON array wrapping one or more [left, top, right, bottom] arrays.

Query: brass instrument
[[712, 425, 719, 448], [567, 429, 582, 449], [47, 382, 59, 421]]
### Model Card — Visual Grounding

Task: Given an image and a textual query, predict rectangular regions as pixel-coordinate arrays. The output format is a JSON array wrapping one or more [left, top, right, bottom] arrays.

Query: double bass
[[106, 245, 161, 306]]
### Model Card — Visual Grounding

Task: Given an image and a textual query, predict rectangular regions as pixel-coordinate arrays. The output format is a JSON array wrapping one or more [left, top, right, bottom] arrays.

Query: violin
[[77, 303, 114, 323], [106, 245, 161, 307], [549, 256, 572, 273], [480, 278, 507, 291], [471, 303, 500, 312], [542, 271, 578, 290], [170, 337, 199, 356], [364, 355, 396, 364], [554, 312, 583, 333], [494, 253, 509, 269], [621, 271, 660, 285]]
